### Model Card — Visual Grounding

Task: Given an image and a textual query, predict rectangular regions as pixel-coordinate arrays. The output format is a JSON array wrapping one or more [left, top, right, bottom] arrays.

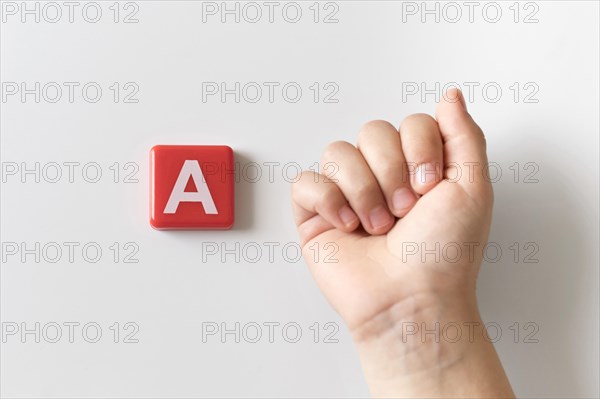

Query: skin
[[291, 89, 515, 398]]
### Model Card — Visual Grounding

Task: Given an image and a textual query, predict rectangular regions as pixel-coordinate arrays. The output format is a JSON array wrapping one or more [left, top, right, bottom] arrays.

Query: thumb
[[436, 88, 490, 196]]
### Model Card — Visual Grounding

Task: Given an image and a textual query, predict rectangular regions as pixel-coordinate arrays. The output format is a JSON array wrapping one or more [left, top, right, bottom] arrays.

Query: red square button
[[150, 145, 234, 230]]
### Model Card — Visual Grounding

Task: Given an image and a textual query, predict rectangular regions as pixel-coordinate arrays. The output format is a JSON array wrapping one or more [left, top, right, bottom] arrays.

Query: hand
[[291, 89, 514, 398]]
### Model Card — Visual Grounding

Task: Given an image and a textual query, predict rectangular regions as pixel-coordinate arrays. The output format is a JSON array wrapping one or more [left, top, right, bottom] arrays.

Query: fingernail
[[338, 205, 358, 227], [415, 163, 439, 186], [369, 205, 393, 230], [392, 187, 416, 212]]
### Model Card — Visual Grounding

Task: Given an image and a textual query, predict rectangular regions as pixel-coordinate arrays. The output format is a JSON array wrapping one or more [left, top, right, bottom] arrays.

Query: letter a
[[164, 160, 218, 214]]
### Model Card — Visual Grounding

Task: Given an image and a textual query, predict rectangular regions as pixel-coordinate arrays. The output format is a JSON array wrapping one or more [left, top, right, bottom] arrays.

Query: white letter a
[[164, 160, 218, 214]]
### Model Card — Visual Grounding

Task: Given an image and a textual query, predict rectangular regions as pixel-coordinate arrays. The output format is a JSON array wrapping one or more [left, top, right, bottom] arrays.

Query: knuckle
[[358, 119, 395, 137], [291, 171, 318, 195], [357, 120, 397, 146], [400, 113, 437, 131], [298, 170, 314, 181], [317, 186, 341, 209], [322, 140, 354, 162]]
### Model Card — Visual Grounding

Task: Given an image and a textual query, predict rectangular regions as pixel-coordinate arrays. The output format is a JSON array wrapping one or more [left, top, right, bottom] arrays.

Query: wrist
[[350, 292, 513, 398]]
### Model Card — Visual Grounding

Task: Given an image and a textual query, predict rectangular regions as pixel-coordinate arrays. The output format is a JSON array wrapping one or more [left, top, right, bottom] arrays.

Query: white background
[[1, 1, 599, 398]]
